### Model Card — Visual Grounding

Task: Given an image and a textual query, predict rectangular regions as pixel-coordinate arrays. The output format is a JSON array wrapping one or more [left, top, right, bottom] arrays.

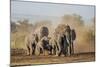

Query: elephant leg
[[55, 45, 60, 56], [62, 48, 66, 57], [63, 51, 66, 57], [29, 45, 33, 56], [52, 48, 54, 55], [44, 50, 47, 56], [64, 46, 69, 57], [71, 42, 74, 55], [69, 45, 72, 56], [66, 47, 68, 56], [58, 45, 62, 56], [53, 46, 56, 55], [49, 46, 52, 55], [32, 47, 35, 55], [58, 53, 61, 56], [26, 45, 30, 55], [58, 48, 63, 56], [50, 45, 55, 55], [32, 45, 36, 55], [58, 51, 61, 56], [67, 46, 71, 56], [55, 47, 58, 56], [35, 45, 40, 56], [69, 43, 74, 55], [41, 47, 45, 56]]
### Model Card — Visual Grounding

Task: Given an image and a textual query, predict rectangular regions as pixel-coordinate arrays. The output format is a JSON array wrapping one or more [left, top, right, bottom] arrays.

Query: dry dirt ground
[[10, 52, 95, 66]]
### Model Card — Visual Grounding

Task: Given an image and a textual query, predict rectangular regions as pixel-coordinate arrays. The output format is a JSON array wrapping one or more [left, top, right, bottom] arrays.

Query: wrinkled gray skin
[[35, 36, 52, 56], [25, 34, 38, 55]]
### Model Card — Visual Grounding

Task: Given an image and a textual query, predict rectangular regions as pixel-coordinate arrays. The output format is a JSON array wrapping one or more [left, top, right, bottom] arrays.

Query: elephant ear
[[71, 29, 76, 41]]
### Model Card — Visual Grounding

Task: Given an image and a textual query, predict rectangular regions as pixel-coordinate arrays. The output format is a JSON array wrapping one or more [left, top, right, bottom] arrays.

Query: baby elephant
[[35, 36, 52, 56]]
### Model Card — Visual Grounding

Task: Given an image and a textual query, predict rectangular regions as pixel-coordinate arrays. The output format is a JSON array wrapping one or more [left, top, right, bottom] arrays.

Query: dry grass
[[11, 52, 95, 66]]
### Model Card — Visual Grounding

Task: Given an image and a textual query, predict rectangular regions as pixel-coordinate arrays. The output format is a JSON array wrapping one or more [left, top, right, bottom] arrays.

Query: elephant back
[[55, 24, 71, 34]]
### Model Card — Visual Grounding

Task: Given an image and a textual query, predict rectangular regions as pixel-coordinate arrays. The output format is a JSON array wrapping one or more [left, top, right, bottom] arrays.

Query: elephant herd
[[25, 24, 76, 56]]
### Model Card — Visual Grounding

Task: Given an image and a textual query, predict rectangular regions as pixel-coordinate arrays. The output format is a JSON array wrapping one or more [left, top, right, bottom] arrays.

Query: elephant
[[53, 24, 76, 56], [50, 24, 71, 56], [49, 36, 57, 55], [35, 36, 52, 56], [64, 25, 76, 55], [25, 33, 38, 55], [25, 26, 49, 56]]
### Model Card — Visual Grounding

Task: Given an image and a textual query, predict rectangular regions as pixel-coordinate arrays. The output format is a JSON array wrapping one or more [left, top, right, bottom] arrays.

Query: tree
[[61, 14, 84, 27]]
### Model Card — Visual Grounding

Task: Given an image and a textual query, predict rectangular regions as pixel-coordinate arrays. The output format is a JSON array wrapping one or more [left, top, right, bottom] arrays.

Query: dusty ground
[[10, 52, 95, 66]]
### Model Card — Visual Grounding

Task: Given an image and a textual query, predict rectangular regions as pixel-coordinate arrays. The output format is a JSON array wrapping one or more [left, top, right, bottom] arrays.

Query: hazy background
[[11, 0, 95, 53], [11, 0, 95, 23]]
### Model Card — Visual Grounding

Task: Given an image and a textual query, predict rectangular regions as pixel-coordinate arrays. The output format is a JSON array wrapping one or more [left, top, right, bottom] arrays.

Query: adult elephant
[[51, 24, 76, 56], [35, 36, 52, 56], [25, 26, 49, 56], [64, 25, 76, 55], [51, 24, 71, 56], [25, 33, 38, 55]]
